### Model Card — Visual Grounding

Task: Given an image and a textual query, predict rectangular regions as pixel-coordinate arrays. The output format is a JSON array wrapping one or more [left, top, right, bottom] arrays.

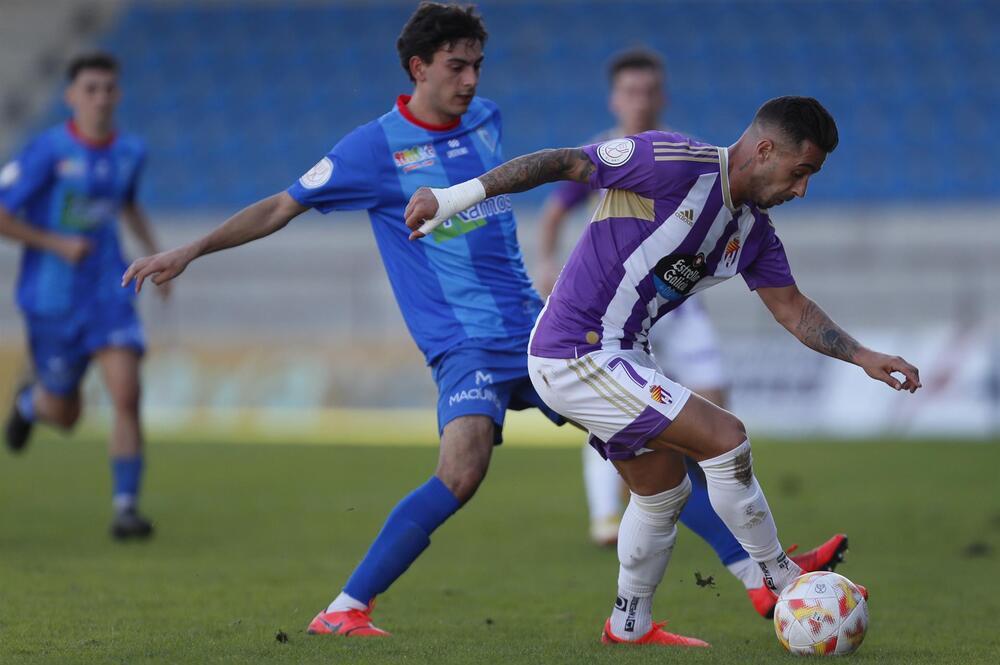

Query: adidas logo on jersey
[[674, 208, 695, 225]]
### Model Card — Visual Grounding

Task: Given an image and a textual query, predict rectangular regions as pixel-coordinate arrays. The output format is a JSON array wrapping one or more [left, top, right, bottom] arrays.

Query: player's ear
[[409, 55, 428, 83], [756, 138, 774, 162]]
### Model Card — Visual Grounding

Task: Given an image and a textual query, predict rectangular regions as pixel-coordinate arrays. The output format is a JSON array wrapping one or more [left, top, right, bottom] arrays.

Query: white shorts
[[649, 297, 726, 391], [528, 348, 692, 460]]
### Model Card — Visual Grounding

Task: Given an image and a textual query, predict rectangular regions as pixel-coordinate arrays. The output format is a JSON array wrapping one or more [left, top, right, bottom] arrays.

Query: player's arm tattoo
[[479, 148, 594, 197], [795, 299, 862, 363]]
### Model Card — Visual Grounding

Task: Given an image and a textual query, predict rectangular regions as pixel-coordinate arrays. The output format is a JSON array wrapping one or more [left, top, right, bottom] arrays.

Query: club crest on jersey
[[597, 138, 635, 167], [393, 143, 437, 172], [723, 234, 741, 267], [652, 252, 707, 301], [650, 384, 672, 404]]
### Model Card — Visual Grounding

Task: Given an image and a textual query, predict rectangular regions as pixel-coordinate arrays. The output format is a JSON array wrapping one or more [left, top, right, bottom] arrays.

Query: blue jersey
[[287, 96, 542, 365], [0, 121, 145, 316]]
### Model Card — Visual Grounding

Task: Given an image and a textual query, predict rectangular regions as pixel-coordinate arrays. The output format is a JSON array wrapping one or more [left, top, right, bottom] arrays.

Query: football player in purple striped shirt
[[406, 96, 919, 646], [536, 48, 849, 621]]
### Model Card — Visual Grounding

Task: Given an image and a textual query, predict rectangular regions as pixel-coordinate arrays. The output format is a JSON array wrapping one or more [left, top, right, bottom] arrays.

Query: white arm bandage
[[417, 179, 487, 235]]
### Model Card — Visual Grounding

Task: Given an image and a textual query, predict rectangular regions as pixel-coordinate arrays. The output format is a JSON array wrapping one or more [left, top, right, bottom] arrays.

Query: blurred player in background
[[536, 48, 846, 618], [0, 53, 163, 539], [407, 95, 920, 646]]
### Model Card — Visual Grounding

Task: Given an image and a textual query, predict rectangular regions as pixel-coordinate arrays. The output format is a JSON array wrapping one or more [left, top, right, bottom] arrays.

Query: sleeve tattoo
[[479, 148, 594, 197], [795, 299, 861, 363]]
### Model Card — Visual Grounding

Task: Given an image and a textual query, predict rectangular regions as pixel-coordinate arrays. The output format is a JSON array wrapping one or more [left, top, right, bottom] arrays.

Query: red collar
[[67, 120, 117, 149], [396, 95, 462, 132]]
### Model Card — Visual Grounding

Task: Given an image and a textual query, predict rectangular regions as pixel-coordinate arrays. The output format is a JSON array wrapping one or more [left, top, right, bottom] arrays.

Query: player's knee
[[438, 462, 488, 503], [50, 399, 82, 429], [109, 387, 141, 417], [703, 413, 747, 459]]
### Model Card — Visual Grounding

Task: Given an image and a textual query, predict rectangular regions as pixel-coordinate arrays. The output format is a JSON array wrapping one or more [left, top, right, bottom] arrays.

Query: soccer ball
[[773, 571, 868, 656]]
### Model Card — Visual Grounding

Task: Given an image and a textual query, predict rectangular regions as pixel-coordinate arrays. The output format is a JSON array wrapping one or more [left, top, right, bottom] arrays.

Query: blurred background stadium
[[0, 0, 997, 441]]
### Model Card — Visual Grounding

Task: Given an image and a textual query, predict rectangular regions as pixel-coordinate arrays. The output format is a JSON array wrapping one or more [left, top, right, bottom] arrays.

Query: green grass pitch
[[1, 435, 999, 664]]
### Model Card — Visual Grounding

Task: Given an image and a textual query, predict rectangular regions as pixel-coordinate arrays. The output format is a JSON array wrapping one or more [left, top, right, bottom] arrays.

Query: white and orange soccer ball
[[773, 571, 868, 656]]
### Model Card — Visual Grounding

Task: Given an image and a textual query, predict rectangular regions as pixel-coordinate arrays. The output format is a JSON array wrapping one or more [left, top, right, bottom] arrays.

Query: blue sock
[[343, 476, 461, 603], [111, 455, 144, 512], [679, 457, 749, 566], [15, 385, 36, 422]]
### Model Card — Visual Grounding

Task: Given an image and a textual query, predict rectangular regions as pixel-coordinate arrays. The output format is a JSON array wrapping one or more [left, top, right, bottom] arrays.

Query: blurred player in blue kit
[[1, 53, 164, 539], [125, 2, 850, 639]]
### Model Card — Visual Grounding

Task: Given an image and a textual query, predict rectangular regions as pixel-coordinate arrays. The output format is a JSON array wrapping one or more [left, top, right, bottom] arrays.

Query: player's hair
[[66, 52, 119, 82], [607, 47, 665, 84], [754, 96, 839, 153], [397, 2, 488, 82]]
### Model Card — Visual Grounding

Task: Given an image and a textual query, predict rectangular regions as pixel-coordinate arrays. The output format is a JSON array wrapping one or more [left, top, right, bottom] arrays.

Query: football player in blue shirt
[[1, 53, 164, 539], [123, 2, 848, 637]]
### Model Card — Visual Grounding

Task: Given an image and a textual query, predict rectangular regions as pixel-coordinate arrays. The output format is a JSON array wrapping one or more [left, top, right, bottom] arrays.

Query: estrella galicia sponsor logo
[[651, 252, 707, 301], [431, 195, 513, 243], [393, 143, 437, 172]]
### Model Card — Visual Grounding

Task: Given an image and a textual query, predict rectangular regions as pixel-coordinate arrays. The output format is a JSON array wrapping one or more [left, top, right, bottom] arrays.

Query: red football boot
[[748, 534, 852, 618]]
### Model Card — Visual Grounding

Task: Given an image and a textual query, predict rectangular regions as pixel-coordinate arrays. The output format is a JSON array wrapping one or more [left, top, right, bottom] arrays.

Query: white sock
[[326, 591, 367, 613], [583, 442, 623, 522], [697, 440, 801, 592], [727, 556, 763, 590], [611, 476, 691, 640]]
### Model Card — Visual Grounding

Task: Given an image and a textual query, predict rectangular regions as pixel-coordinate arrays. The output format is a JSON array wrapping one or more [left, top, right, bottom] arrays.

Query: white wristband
[[418, 179, 486, 235]]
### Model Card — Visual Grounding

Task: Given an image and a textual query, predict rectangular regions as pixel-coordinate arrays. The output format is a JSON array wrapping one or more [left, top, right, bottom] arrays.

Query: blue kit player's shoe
[[110, 507, 154, 541], [4, 384, 34, 453]]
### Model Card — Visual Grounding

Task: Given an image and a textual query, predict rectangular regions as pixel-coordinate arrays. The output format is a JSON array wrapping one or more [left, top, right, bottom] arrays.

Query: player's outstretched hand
[[404, 187, 440, 240], [857, 350, 921, 393], [122, 245, 196, 294]]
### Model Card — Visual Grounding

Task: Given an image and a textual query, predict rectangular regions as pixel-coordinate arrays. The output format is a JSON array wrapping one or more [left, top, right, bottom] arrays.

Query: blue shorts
[[25, 300, 145, 396], [432, 346, 565, 444]]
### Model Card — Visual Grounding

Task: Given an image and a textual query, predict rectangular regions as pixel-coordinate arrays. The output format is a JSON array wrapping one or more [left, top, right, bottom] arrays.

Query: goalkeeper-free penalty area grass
[[1, 434, 998, 664]]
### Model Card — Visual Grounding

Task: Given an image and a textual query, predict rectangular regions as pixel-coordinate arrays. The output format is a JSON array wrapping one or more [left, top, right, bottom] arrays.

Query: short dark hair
[[754, 96, 839, 153], [607, 47, 665, 84], [397, 2, 488, 82], [66, 52, 118, 82]]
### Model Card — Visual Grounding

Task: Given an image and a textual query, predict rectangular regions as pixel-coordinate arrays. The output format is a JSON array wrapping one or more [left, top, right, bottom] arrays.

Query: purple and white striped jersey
[[529, 130, 795, 360]]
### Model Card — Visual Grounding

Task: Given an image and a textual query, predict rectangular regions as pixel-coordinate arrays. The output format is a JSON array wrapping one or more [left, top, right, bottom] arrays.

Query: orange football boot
[[307, 600, 390, 637], [601, 619, 710, 647]]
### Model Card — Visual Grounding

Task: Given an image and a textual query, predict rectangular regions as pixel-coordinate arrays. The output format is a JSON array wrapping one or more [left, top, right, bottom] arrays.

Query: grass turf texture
[[2, 436, 999, 664]]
